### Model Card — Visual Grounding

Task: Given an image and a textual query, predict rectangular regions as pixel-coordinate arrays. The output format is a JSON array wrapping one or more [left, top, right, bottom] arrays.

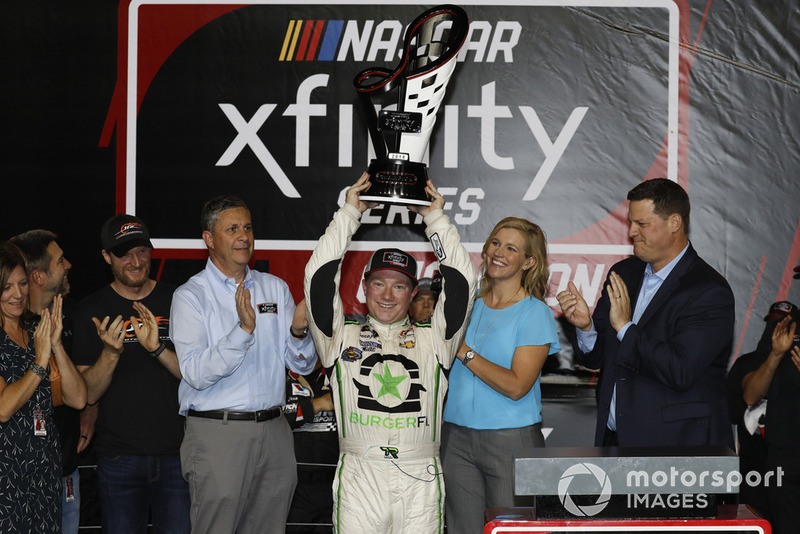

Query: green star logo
[[373, 365, 407, 400]]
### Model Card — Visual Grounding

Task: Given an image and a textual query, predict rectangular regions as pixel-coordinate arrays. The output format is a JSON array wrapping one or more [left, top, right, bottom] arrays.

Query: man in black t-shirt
[[73, 215, 189, 534], [742, 300, 800, 534], [725, 302, 793, 521]]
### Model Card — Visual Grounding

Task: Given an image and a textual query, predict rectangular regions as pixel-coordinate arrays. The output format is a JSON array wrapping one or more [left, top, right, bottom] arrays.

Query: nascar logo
[[279, 19, 521, 62]]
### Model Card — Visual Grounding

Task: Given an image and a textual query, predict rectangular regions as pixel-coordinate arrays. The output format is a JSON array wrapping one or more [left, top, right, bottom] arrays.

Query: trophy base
[[361, 159, 431, 206]]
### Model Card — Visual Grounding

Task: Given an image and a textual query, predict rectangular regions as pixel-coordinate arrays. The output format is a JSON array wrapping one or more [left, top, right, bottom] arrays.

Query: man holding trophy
[[304, 6, 471, 531], [304, 173, 476, 532]]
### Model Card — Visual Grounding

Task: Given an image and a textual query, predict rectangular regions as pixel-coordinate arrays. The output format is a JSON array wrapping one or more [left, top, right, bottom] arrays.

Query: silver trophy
[[354, 5, 469, 206]]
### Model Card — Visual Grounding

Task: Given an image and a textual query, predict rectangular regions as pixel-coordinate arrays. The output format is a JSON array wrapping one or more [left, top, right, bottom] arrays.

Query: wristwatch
[[290, 326, 309, 340], [149, 341, 167, 358], [462, 350, 476, 367]]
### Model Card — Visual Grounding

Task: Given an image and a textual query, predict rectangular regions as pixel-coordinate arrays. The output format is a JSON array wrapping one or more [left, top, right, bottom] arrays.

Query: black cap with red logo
[[100, 214, 154, 257], [764, 300, 799, 322]]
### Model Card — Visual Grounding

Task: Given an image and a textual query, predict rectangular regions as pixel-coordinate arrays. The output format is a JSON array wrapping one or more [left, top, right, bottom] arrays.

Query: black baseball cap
[[416, 275, 442, 295], [764, 300, 799, 321], [364, 248, 418, 285], [100, 214, 154, 257]]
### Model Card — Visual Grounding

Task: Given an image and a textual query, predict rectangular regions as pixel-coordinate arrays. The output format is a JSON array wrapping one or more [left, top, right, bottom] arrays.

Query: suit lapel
[[636, 245, 698, 327]]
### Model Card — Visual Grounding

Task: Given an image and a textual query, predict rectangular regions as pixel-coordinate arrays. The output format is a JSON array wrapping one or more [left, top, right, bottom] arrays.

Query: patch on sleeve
[[341, 347, 363, 362], [430, 232, 446, 262]]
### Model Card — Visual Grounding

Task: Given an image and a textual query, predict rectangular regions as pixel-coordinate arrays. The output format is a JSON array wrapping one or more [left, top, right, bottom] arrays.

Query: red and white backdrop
[[4, 0, 799, 360]]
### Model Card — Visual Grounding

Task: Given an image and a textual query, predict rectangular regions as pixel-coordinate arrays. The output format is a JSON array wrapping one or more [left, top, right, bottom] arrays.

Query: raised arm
[[77, 314, 125, 404], [0, 313, 53, 422], [304, 175, 369, 364], [49, 295, 87, 409], [743, 316, 797, 405], [418, 181, 477, 359]]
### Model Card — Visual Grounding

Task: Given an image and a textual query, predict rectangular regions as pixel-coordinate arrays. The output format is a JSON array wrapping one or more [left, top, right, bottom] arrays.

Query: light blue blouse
[[443, 296, 560, 429]]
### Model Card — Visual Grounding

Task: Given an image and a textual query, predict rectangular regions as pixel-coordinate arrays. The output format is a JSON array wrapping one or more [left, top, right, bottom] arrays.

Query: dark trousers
[[96, 453, 190, 534]]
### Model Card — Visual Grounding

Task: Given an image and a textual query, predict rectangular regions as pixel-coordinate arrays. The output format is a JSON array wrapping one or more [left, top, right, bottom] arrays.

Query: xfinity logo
[[279, 19, 520, 63], [382, 251, 409, 267], [217, 77, 586, 200]]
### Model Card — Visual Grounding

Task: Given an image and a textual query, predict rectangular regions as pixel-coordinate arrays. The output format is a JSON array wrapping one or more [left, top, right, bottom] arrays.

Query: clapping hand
[[49, 294, 64, 348], [556, 281, 592, 332], [236, 281, 256, 334], [606, 271, 632, 332], [771, 315, 796, 356], [33, 308, 53, 366], [131, 301, 161, 353], [770, 315, 800, 374], [91, 314, 125, 357]]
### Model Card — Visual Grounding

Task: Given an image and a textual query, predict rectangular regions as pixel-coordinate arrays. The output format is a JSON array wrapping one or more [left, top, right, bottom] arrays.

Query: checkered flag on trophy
[[354, 4, 469, 206]]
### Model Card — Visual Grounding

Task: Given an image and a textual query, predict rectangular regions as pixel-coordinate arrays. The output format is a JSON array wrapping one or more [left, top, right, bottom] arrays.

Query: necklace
[[473, 287, 522, 351], [3, 324, 28, 350]]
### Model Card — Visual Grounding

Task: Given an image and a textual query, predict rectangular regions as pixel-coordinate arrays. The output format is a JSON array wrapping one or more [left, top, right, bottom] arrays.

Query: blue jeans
[[62, 468, 80, 534], [96, 454, 191, 534]]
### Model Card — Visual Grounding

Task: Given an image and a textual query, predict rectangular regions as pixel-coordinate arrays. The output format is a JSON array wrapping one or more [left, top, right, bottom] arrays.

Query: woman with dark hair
[[0, 242, 86, 532], [442, 217, 561, 533]]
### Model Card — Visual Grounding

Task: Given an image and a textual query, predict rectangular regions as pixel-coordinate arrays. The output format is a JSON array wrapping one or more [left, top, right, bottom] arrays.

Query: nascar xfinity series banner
[[111, 1, 686, 312], [4, 1, 798, 357]]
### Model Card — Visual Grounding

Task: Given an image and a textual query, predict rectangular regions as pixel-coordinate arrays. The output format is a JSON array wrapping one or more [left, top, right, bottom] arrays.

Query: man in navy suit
[[557, 178, 735, 448]]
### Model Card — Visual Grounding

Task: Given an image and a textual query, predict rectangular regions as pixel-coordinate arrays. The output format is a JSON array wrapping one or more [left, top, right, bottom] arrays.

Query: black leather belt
[[187, 408, 282, 422]]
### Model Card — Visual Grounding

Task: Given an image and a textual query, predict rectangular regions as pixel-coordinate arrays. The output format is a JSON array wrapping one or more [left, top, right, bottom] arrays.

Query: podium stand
[[484, 504, 771, 533], [501, 446, 770, 531]]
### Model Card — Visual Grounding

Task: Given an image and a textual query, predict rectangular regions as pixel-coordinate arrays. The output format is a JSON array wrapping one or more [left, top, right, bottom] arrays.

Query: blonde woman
[[442, 217, 560, 533]]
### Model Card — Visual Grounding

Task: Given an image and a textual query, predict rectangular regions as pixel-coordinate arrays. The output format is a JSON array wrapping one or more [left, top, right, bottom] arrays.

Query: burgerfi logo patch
[[349, 413, 429, 429], [352, 353, 426, 414]]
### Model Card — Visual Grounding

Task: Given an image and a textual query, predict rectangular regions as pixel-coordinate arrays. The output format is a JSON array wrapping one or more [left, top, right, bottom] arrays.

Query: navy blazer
[[576, 244, 735, 448]]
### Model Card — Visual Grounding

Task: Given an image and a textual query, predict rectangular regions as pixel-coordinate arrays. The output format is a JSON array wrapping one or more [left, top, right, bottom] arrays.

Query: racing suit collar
[[365, 314, 412, 335]]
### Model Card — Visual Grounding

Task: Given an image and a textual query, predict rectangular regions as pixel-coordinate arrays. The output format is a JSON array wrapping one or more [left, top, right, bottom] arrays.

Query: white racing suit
[[304, 203, 476, 533]]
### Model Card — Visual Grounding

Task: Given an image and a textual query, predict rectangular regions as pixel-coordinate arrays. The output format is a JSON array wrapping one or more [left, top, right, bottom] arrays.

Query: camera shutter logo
[[557, 462, 613, 517]]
